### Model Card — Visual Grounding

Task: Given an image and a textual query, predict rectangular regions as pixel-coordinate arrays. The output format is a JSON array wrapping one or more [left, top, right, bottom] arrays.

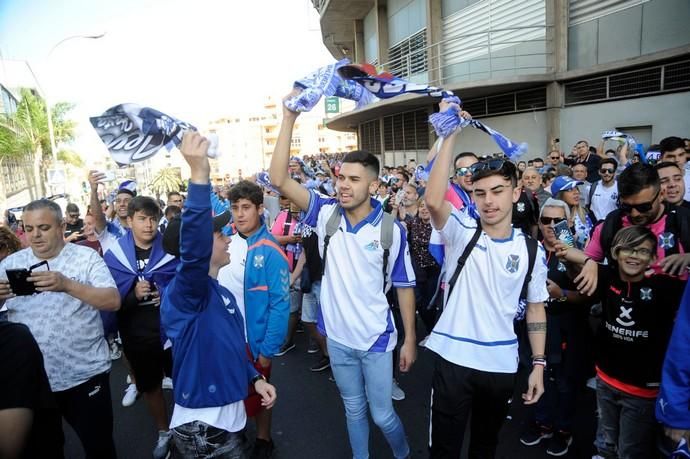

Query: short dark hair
[[341, 150, 380, 179], [618, 163, 659, 198], [472, 160, 518, 187], [66, 203, 79, 214], [600, 157, 618, 169], [164, 205, 181, 219], [167, 191, 182, 199], [576, 140, 589, 147], [127, 196, 162, 219], [660, 136, 685, 154], [24, 199, 63, 223], [655, 161, 682, 174], [229, 180, 263, 206], [533, 157, 544, 164], [454, 152, 478, 166]]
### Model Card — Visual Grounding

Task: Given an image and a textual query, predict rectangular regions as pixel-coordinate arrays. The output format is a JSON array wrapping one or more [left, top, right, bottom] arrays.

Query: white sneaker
[[392, 379, 405, 401], [153, 430, 172, 459], [162, 377, 173, 390], [122, 383, 138, 407]]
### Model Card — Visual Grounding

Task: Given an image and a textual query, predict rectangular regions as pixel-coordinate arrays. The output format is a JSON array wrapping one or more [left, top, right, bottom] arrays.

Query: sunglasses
[[540, 216, 566, 225], [549, 156, 560, 160], [618, 189, 660, 214], [68, 213, 79, 218], [599, 168, 615, 174], [469, 159, 512, 178], [455, 167, 472, 176]]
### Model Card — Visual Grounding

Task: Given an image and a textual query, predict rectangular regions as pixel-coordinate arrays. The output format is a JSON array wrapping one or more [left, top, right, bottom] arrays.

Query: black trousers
[[53, 371, 116, 459], [430, 355, 516, 459]]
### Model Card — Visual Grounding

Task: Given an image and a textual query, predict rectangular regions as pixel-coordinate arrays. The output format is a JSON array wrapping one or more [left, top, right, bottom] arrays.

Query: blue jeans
[[327, 338, 410, 459], [172, 421, 246, 459], [596, 377, 659, 459]]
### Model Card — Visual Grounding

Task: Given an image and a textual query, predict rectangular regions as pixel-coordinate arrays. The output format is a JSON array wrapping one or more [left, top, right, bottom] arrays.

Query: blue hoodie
[[161, 182, 258, 409], [657, 281, 690, 430], [237, 223, 290, 360]]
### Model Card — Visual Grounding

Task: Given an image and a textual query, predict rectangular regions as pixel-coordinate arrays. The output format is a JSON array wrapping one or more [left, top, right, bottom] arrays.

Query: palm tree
[[150, 167, 183, 199]]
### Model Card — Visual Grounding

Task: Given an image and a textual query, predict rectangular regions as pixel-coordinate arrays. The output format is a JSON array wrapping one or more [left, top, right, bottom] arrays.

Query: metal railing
[[377, 25, 554, 87]]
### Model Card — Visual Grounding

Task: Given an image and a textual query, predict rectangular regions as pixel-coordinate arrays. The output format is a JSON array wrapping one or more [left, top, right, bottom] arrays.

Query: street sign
[[325, 97, 340, 114], [47, 168, 66, 185]]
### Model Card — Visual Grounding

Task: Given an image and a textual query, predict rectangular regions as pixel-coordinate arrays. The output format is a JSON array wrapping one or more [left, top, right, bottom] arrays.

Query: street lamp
[[44, 33, 106, 164]]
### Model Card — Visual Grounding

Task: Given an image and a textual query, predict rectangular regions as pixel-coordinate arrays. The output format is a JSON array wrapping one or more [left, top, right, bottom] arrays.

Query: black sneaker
[[274, 342, 295, 357], [546, 431, 572, 457], [519, 421, 553, 446], [310, 356, 330, 372], [251, 438, 274, 459]]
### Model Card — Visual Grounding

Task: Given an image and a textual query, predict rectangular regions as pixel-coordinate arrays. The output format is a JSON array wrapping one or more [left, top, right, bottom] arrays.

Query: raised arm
[[268, 90, 311, 211], [88, 170, 108, 234], [425, 101, 463, 229]]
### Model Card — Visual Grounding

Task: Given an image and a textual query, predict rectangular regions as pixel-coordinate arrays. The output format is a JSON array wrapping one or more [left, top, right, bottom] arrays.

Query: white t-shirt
[[590, 180, 619, 221], [0, 243, 117, 391], [424, 208, 549, 373], [170, 402, 246, 433], [217, 234, 248, 340], [302, 191, 416, 353]]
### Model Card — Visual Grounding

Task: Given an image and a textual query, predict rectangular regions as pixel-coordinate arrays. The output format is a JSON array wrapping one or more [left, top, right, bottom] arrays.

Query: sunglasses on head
[[455, 167, 472, 176], [618, 189, 660, 214], [599, 167, 615, 174], [540, 216, 566, 225], [469, 159, 512, 179]]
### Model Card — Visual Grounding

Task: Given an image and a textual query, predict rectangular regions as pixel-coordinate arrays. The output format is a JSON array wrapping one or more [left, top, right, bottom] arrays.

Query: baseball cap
[[162, 211, 231, 257], [117, 180, 137, 197], [550, 176, 583, 195]]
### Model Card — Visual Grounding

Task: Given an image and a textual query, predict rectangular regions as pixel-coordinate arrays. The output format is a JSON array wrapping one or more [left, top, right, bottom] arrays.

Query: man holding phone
[[0, 198, 120, 458]]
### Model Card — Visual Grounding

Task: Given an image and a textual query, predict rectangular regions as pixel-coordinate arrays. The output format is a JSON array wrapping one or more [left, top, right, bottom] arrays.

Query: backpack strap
[[588, 180, 598, 209], [446, 223, 482, 299], [599, 210, 624, 263], [322, 205, 342, 276], [380, 211, 395, 291], [520, 235, 539, 301], [282, 212, 294, 236]]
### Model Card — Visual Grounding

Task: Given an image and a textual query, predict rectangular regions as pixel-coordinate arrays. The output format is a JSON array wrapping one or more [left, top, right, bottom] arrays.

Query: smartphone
[[100, 170, 117, 182], [553, 220, 574, 248], [5, 260, 49, 296]]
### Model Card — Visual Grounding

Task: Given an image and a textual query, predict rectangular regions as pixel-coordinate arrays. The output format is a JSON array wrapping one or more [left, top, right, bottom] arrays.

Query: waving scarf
[[90, 103, 218, 166]]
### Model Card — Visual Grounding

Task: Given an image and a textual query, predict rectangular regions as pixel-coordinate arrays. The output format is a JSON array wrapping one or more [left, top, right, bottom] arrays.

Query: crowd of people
[[0, 92, 689, 459]]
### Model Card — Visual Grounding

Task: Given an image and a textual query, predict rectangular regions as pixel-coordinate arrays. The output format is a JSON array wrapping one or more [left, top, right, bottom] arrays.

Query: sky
[[0, 0, 334, 161]]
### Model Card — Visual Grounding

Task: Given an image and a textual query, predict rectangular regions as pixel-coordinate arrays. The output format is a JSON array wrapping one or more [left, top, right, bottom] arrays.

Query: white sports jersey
[[424, 208, 549, 373], [302, 191, 416, 352], [217, 234, 249, 340], [590, 180, 619, 221]]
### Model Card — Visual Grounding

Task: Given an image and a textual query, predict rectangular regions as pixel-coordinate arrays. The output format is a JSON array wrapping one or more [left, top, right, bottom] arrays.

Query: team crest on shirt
[[659, 232, 675, 250], [517, 202, 525, 213], [505, 254, 520, 273], [640, 287, 653, 301], [365, 240, 380, 251], [253, 255, 265, 268]]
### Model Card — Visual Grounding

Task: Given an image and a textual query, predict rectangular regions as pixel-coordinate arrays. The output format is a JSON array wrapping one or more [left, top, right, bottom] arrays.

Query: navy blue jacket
[[161, 182, 258, 409]]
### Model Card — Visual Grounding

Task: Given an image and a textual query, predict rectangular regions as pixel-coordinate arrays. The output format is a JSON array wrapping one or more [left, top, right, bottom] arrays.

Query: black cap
[[162, 211, 231, 257]]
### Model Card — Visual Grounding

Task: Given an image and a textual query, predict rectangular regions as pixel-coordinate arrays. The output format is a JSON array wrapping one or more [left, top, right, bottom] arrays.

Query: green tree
[[0, 88, 76, 198], [150, 167, 183, 198]]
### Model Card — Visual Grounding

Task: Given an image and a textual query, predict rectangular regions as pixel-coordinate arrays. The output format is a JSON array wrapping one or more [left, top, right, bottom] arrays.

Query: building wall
[[363, 7, 378, 63], [568, 0, 690, 70], [388, 0, 427, 45], [559, 92, 690, 152]]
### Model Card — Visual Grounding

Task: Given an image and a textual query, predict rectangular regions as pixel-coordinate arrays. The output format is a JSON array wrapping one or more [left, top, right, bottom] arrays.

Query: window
[[360, 120, 381, 155], [383, 109, 429, 151], [388, 29, 427, 78]]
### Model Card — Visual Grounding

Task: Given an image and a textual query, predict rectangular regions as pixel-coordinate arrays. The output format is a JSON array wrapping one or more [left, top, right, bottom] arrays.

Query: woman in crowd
[[552, 176, 594, 249]]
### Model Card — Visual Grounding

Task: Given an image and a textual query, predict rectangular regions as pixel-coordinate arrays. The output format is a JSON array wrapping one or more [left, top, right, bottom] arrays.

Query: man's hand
[[574, 259, 598, 296], [0, 279, 15, 301], [546, 279, 563, 299], [258, 354, 271, 369], [65, 232, 82, 243], [179, 131, 210, 183], [88, 170, 106, 190], [399, 340, 417, 372], [134, 280, 152, 301], [254, 379, 277, 409], [665, 427, 690, 444], [522, 366, 544, 405], [281, 88, 302, 120], [659, 254, 690, 276], [28, 271, 71, 293]]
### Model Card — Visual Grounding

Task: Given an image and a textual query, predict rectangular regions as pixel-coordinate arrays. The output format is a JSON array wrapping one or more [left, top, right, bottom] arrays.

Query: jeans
[[534, 363, 577, 432], [327, 338, 410, 459], [172, 421, 247, 459], [596, 376, 659, 459]]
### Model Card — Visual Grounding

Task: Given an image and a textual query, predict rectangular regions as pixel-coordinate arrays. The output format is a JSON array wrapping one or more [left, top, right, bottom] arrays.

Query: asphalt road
[[64, 329, 597, 458]]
